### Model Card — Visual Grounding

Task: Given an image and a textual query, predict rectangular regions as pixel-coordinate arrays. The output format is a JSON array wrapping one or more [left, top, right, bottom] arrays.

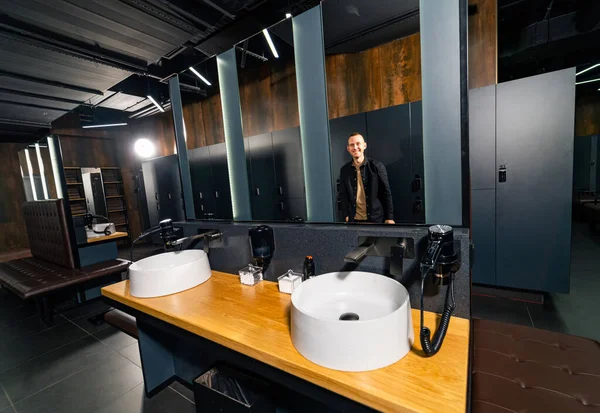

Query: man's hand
[[345, 216, 349, 223], [384, 220, 395, 224]]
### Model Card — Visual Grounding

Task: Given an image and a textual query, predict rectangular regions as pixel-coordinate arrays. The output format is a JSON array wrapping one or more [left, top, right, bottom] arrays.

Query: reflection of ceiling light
[[24, 149, 38, 201], [576, 77, 600, 85], [82, 123, 127, 129], [134, 138, 155, 158], [285, 13, 292, 18], [35, 143, 49, 200], [147, 95, 165, 112], [189, 67, 212, 86], [576, 64, 600, 76], [262, 29, 279, 58]]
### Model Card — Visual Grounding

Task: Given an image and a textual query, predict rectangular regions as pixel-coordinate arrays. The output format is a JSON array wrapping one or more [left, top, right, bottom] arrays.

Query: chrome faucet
[[169, 229, 223, 254], [344, 240, 375, 264]]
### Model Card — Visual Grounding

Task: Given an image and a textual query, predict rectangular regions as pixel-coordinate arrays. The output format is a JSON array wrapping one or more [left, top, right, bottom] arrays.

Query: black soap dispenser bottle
[[249, 225, 275, 269], [303, 255, 315, 280]]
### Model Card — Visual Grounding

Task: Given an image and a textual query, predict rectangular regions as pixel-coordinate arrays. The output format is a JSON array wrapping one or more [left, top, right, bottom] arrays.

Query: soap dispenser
[[249, 225, 275, 269]]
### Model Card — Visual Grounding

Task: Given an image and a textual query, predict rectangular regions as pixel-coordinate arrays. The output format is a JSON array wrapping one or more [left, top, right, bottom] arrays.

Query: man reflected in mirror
[[339, 133, 395, 224]]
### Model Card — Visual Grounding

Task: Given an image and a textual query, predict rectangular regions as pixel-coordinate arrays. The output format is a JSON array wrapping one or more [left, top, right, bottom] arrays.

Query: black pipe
[[0, 88, 88, 105], [0, 99, 70, 112]]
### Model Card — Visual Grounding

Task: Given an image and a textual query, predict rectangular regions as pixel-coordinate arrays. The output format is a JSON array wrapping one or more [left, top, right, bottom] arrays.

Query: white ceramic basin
[[128, 250, 211, 298], [291, 271, 413, 372]]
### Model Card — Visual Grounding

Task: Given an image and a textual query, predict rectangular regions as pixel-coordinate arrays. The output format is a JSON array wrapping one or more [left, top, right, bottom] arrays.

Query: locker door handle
[[156, 203, 160, 211], [278, 186, 283, 195], [200, 204, 204, 212], [412, 174, 422, 192], [199, 192, 203, 199], [499, 165, 507, 183], [214, 190, 219, 199], [279, 202, 284, 210], [168, 193, 172, 200], [255, 187, 260, 196], [154, 192, 158, 200]]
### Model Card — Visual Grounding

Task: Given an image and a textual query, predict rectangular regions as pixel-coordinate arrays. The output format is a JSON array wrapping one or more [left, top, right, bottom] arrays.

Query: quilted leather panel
[[22, 199, 75, 268], [472, 319, 600, 413]]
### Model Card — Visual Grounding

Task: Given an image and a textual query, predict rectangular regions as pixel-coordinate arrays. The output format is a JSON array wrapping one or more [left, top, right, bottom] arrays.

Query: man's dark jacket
[[338, 157, 394, 223]]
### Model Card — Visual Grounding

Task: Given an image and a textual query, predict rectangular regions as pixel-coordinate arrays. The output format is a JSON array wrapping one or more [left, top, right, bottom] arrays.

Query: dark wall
[[180, 220, 471, 319], [576, 95, 600, 137], [468, 0, 498, 89], [0, 142, 29, 251]]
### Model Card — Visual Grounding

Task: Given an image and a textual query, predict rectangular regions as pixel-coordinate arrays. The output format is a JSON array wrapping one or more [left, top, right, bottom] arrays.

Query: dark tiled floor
[[472, 221, 600, 341], [0, 293, 195, 413]]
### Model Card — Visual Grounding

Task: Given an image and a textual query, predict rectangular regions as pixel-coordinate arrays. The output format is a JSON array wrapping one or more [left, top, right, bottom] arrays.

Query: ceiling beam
[[0, 99, 70, 112], [0, 118, 49, 127], [0, 87, 87, 105], [0, 69, 104, 96]]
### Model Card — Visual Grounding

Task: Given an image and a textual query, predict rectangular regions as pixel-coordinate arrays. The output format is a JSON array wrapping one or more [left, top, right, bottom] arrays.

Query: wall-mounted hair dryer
[[419, 225, 461, 357]]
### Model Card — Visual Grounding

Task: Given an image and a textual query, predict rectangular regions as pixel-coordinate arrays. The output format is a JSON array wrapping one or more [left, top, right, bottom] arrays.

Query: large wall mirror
[[176, 2, 432, 226], [323, 0, 423, 225], [235, 17, 306, 222]]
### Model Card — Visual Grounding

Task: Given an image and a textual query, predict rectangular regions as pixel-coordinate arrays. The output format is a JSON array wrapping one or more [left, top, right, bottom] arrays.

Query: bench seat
[[0, 257, 129, 300]]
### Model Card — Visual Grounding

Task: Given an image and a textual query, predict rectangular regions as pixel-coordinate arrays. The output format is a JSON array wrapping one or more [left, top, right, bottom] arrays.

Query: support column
[[217, 48, 252, 221]]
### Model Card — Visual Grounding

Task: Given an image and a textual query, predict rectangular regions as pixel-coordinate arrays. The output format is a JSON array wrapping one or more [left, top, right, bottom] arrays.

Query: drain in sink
[[339, 312, 360, 321]]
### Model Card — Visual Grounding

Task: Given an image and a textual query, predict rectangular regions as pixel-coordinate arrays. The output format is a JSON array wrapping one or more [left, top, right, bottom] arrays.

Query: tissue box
[[277, 270, 303, 294], [238, 264, 263, 286]]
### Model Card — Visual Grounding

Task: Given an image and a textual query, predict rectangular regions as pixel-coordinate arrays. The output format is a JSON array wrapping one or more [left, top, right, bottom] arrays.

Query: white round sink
[[128, 250, 212, 298], [291, 271, 413, 372]]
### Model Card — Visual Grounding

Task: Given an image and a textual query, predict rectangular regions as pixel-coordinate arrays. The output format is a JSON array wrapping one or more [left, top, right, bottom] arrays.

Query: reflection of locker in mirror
[[141, 155, 185, 228], [188, 142, 233, 220], [328, 101, 425, 224], [82, 171, 108, 217]]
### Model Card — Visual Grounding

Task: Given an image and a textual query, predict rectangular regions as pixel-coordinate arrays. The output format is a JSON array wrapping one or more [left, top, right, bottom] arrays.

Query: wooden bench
[[0, 199, 129, 323], [470, 319, 599, 413]]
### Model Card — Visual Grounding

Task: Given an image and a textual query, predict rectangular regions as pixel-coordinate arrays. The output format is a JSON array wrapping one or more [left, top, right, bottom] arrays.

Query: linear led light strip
[[147, 95, 165, 112], [263, 29, 279, 58], [82, 123, 127, 129], [24, 149, 38, 201], [576, 78, 600, 86], [35, 143, 49, 199], [189, 67, 211, 86], [576, 64, 600, 76]]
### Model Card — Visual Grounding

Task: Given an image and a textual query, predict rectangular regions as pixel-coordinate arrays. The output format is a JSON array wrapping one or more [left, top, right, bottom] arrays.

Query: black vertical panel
[[469, 86, 496, 190], [471, 189, 496, 285], [410, 101, 425, 223], [189, 147, 216, 218], [157, 155, 184, 222], [141, 160, 159, 227], [247, 133, 277, 220], [496, 69, 575, 293], [366, 105, 412, 223], [328, 113, 367, 221], [272, 127, 305, 199], [208, 142, 233, 220]]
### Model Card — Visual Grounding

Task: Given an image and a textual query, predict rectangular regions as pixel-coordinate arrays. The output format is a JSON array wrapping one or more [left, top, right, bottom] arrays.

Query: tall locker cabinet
[[470, 68, 575, 293], [495, 69, 575, 293]]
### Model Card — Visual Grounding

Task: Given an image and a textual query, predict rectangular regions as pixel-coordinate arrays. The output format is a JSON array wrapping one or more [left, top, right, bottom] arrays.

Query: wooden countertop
[[87, 231, 128, 243], [102, 272, 470, 413]]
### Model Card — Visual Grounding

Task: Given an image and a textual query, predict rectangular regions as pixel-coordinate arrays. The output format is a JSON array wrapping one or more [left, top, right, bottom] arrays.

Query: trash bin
[[193, 365, 276, 413]]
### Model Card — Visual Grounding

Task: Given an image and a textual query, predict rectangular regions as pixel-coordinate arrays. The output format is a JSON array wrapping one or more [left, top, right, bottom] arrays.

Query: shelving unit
[[63, 166, 130, 242]]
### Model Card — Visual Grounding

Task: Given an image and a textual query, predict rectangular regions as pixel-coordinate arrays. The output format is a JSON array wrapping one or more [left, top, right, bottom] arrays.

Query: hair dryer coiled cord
[[419, 270, 455, 357]]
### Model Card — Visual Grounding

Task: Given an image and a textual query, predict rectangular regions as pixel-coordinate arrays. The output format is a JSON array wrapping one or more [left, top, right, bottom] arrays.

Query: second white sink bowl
[[128, 250, 211, 298], [291, 271, 413, 372]]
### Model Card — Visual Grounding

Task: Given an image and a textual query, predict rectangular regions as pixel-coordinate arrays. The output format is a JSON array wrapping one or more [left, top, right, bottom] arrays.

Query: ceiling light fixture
[[189, 67, 212, 86], [134, 138, 156, 158], [576, 77, 600, 85], [576, 64, 600, 76], [147, 95, 165, 112], [262, 29, 279, 58], [81, 123, 128, 129]]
